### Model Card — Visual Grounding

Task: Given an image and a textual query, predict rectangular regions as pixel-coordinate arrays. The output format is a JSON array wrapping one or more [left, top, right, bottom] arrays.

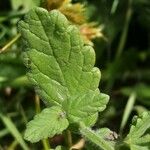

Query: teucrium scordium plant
[[18, 7, 150, 150], [18, 6, 109, 142]]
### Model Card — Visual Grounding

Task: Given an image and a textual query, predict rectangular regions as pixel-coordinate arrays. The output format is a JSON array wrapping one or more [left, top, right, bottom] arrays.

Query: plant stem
[[67, 130, 73, 148], [35, 94, 41, 113], [115, 0, 132, 59], [42, 139, 51, 150], [64, 130, 72, 148], [80, 123, 114, 150], [0, 33, 21, 53], [34, 95, 51, 150]]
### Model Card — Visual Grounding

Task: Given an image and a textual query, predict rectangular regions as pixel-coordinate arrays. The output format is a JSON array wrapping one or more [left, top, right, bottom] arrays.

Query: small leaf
[[24, 106, 69, 143], [125, 111, 150, 150]]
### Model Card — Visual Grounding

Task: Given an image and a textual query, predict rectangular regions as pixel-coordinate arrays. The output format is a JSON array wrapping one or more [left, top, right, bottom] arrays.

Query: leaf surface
[[24, 106, 69, 143], [63, 91, 108, 123], [18, 7, 108, 125]]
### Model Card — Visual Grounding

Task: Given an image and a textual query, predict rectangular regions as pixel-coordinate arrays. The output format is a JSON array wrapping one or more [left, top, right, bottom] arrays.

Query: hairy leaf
[[125, 111, 150, 150], [24, 106, 69, 143], [18, 7, 108, 125]]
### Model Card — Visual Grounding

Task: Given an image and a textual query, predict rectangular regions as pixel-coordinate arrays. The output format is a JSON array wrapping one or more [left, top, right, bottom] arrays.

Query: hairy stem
[[80, 123, 114, 150]]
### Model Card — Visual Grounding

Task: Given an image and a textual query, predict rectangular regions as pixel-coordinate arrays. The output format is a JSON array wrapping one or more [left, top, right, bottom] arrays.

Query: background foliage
[[0, 0, 150, 149]]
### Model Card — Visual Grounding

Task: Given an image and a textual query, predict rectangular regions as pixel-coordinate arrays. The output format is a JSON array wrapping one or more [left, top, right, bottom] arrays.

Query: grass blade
[[0, 114, 29, 150], [120, 92, 136, 134]]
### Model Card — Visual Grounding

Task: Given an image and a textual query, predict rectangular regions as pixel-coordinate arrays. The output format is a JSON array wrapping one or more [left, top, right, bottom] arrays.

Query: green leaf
[[18, 7, 109, 125], [24, 106, 69, 143], [82, 113, 98, 127], [125, 111, 150, 150]]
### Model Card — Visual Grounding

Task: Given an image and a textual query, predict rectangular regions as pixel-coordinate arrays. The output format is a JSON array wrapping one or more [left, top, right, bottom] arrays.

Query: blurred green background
[[0, 0, 150, 149]]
